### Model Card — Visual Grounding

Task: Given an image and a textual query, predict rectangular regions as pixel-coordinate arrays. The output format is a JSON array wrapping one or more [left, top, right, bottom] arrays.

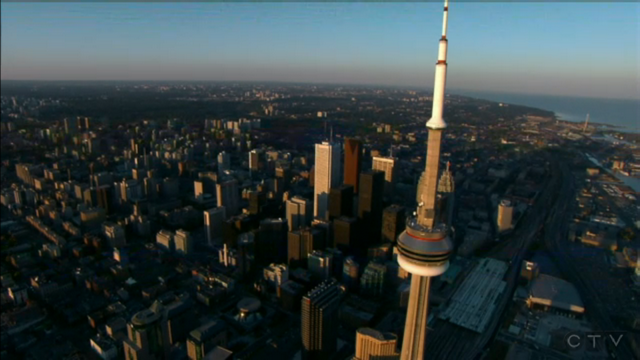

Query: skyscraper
[[342, 256, 360, 291], [372, 156, 398, 199], [216, 180, 239, 217], [497, 199, 514, 233], [286, 196, 312, 231], [314, 142, 341, 220], [396, 2, 454, 359], [333, 216, 359, 254], [358, 170, 385, 245], [258, 218, 288, 264], [344, 138, 362, 193], [218, 152, 231, 176], [204, 207, 226, 246], [308, 250, 333, 281], [175, 229, 193, 255], [249, 149, 261, 173], [360, 262, 387, 297], [301, 279, 341, 360], [288, 227, 324, 268], [329, 185, 354, 220], [382, 205, 405, 244], [355, 328, 399, 360], [123, 303, 171, 360]]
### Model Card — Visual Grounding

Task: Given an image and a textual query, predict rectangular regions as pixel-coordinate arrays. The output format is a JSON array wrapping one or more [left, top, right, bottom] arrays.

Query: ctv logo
[[564, 331, 625, 351]]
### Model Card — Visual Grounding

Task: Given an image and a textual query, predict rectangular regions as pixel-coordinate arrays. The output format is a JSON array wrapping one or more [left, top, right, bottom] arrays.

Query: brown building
[[355, 327, 399, 360], [344, 138, 362, 193]]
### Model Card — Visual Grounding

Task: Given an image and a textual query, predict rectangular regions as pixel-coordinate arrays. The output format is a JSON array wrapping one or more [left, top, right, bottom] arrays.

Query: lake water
[[455, 90, 639, 133]]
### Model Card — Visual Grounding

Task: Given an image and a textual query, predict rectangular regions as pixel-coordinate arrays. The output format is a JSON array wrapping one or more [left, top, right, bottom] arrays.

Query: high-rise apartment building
[[216, 180, 239, 217], [286, 196, 312, 231], [355, 328, 399, 360], [314, 142, 341, 220], [344, 138, 362, 193], [372, 156, 398, 199], [301, 279, 341, 360], [204, 207, 226, 246]]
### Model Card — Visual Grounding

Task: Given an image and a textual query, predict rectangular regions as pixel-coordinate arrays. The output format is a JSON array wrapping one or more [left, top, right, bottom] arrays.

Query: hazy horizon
[[2, 3, 638, 100]]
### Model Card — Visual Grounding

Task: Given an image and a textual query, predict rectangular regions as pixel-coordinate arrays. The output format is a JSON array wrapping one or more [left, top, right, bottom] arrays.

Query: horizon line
[[1, 79, 637, 102]]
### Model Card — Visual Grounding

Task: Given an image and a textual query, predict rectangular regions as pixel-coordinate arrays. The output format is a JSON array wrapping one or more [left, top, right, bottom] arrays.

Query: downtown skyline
[[1, 2, 638, 100]]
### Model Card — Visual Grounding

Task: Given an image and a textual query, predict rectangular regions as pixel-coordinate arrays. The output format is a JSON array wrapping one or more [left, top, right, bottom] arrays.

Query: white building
[[314, 141, 341, 219]]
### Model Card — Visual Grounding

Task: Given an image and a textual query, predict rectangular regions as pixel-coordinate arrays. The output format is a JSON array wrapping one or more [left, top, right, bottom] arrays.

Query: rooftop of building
[[528, 274, 585, 313], [189, 319, 227, 342], [356, 327, 397, 342]]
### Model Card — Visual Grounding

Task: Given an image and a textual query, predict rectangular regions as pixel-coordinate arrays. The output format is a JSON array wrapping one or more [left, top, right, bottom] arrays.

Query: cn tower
[[396, 1, 453, 359]]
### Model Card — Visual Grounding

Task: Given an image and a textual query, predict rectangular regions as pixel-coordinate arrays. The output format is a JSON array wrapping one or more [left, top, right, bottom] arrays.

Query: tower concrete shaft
[[400, 276, 431, 360]]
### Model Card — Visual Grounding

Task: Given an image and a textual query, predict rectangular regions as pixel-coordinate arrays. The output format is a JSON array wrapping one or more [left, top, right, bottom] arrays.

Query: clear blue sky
[[1, 2, 638, 99]]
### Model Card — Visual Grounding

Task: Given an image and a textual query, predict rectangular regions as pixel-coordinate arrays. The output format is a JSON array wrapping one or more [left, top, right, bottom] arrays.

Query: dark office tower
[[301, 279, 341, 360], [275, 165, 291, 192], [343, 256, 360, 292], [333, 217, 359, 254], [96, 185, 115, 215], [382, 205, 406, 243], [329, 185, 354, 220], [311, 219, 332, 253], [344, 138, 362, 193], [325, 248, 344, 279], [258, 218, 288, 264], [217, 180, 240, 217], [248, 191, 265, 216], [309, 166, 315, 188], [288, 227, 324, 268], [358, 170, 385, 244], [238, 233, 255, 278], [83, 187, 98, 207]]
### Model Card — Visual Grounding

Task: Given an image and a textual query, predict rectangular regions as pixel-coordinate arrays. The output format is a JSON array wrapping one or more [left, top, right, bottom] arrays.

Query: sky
[[1, 2, 638, 100]]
